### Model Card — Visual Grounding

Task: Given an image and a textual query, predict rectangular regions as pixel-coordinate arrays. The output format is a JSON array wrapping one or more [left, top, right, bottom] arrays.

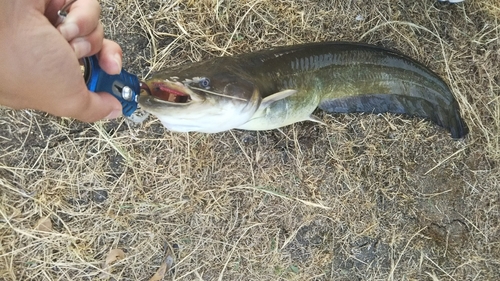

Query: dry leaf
[[149, 261, 168, 281], [34, 217, 52, 235], [100, 248, 126, 278], [149, 246, 174, 281], [104, 248, 126, 265]]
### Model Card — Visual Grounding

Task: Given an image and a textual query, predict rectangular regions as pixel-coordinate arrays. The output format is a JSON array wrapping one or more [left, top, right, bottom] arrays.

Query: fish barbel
[[138, 42, 468, 138]]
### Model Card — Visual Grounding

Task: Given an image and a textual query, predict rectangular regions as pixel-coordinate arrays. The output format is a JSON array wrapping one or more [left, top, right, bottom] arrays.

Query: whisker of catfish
[[187, 86, 248, 101]]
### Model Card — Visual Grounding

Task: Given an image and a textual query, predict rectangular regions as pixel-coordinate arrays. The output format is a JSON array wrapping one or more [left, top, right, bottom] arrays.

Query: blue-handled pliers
[[82, 55, 149, 117], [59, 0, 149, 117]]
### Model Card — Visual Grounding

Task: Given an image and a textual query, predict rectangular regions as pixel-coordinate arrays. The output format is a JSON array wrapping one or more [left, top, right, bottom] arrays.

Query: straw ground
[[1, 0, 499, 280]]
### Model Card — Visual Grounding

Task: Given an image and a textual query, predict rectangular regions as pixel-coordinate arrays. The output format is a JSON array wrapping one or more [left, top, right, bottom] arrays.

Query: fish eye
[[199, 77, 210, 89]]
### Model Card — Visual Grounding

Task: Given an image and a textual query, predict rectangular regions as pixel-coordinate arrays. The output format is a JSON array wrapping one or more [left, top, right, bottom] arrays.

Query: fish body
[[139, 42, 468, 138]]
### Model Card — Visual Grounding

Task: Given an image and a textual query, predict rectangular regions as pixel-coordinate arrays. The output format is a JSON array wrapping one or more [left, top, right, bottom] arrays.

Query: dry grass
[[1, 0, 500, 280]]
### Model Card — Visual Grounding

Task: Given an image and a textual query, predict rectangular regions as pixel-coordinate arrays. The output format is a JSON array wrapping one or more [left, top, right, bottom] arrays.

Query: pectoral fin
[[261, 89, 297, 109]]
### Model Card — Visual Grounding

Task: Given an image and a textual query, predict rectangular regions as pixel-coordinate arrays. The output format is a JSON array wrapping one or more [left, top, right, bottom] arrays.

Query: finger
[[97, 39, 123, 75], [44, 0, 66, 25], [70, 22, 104, 58], [62, 89, 123, 122], [57, 0, 101, 41]]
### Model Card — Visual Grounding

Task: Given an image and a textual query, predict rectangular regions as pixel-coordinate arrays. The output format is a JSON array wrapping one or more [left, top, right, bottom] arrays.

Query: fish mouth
[[141, 77, 253, 108], [144, 79, 197, 104]]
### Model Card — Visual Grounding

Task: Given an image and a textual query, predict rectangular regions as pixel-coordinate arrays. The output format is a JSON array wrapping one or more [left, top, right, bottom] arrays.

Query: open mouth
[[147, 81, 191, 103]]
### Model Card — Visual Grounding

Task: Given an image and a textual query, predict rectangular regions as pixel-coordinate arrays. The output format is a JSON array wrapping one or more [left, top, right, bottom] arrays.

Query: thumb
[[67, 90, 123, 122]]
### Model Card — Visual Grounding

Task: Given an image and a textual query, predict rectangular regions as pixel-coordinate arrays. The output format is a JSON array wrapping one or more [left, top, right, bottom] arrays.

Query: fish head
[[139, 68, 260, 133]]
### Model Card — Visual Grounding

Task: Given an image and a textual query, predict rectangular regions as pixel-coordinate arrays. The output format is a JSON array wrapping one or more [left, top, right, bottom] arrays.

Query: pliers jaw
[[83, 55, 142, 117]]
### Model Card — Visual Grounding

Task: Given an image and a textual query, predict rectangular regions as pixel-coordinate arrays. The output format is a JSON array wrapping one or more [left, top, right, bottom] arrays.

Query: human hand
[[0, 0, 123, 122]]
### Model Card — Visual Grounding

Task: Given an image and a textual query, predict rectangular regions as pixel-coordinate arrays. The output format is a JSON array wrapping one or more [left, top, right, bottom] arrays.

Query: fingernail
[[105, 109, 122, 120], [72, 39, 91, 58], [59, 23, 79, 41], [112, 53, 122, 74]]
